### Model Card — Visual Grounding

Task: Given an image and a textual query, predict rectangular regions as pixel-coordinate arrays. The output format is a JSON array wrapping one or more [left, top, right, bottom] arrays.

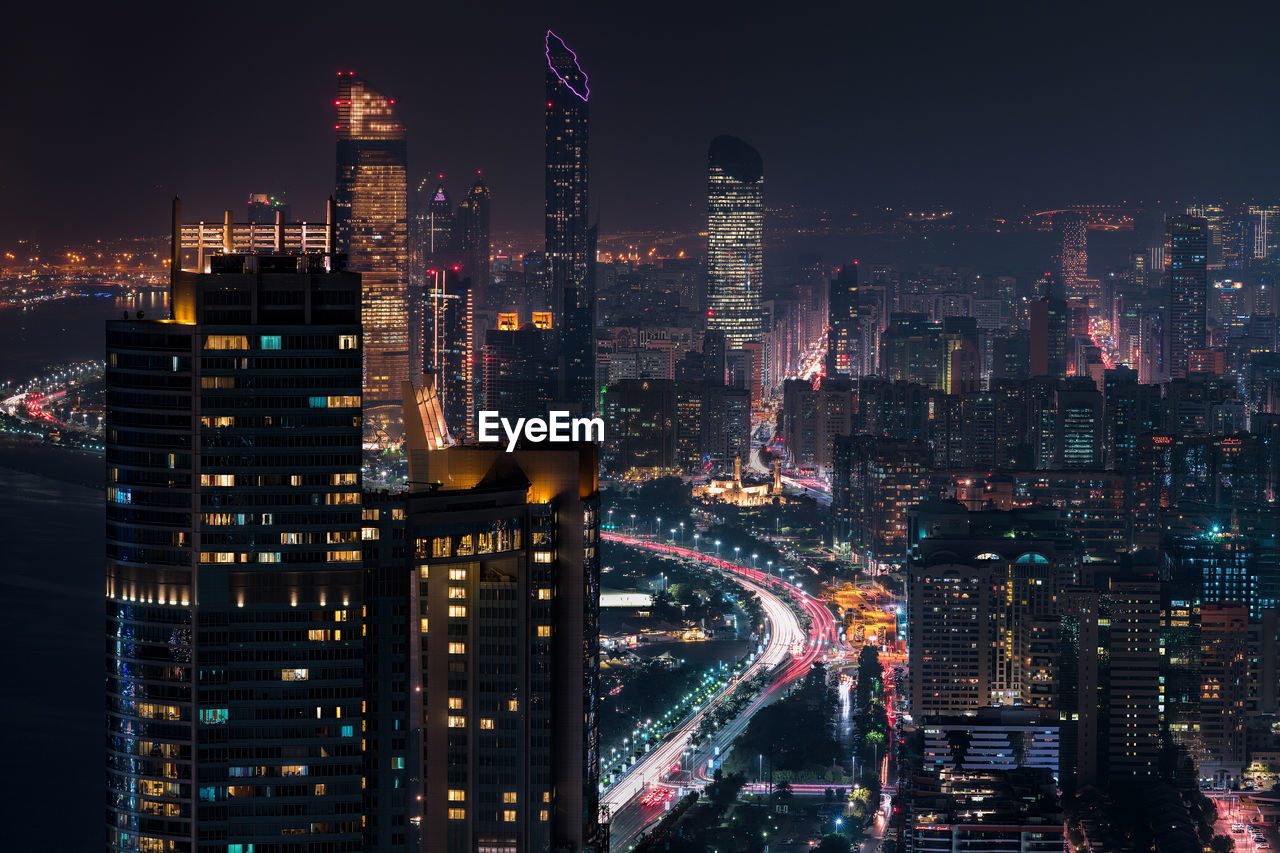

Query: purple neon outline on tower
[[545, 29, 589, 102]]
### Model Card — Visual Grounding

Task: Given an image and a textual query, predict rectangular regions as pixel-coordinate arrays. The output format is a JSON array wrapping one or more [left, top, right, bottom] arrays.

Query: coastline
[[0, 435, 103, 489]]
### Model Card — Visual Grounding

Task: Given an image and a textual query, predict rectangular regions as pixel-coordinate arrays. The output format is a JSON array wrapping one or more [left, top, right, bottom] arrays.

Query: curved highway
[[600, 533, 845, 850]]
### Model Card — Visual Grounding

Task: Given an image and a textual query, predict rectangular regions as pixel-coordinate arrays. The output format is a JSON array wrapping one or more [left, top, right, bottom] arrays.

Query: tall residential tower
[[106, 200, 365, 853]]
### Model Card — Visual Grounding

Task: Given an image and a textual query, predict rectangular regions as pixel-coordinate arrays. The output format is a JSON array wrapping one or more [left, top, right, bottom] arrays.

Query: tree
[[1210, 835, 1234, 853], [815, 834, 852, 853], [774, 780, 793, 805]]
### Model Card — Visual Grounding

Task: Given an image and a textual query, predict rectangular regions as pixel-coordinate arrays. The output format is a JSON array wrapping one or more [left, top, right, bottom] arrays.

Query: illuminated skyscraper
[[1168, 215, 1209, 379], [544, 29, 595, 413], [707, 135, 764, 349], [1052, 211, 1088, 290], [334, 72, 409, 443], [106, 201, 365, 853]]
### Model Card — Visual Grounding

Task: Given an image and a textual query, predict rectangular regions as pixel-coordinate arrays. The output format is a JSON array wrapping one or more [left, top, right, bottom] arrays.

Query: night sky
[[5, 1, 1280, 246]]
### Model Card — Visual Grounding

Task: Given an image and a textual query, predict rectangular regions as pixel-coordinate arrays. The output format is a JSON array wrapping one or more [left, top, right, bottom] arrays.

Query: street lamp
[[751, 552, 758, 569], [715, 540, 722, 559], [679, 521, 685, 546], [655, 517, 661, 540], [630, 513, 636, 533], [694, 533, 700, 551]]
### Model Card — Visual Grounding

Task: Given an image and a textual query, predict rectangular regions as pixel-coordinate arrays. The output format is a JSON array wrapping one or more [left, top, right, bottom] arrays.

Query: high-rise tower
[[106, 200, 365, 853], [707, 135, 764, 349], [544, 30, 595, 414], [334, 72, 409, 444], [1052, 211, 1088, 291], [402, 388, 602, 852], [1168, 214, 1209, 379], [457, 173, 492, 304]]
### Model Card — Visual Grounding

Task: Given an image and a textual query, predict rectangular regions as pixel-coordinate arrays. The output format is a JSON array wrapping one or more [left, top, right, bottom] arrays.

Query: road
[[600, 533, 845, 851]]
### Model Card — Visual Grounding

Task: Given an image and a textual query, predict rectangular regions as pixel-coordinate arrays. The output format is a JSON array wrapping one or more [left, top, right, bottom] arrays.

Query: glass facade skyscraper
[[106, 204, 365, 853], [707, 135, 764, 349], [334, 72, 409, 443], [544, 30, 595, 414]]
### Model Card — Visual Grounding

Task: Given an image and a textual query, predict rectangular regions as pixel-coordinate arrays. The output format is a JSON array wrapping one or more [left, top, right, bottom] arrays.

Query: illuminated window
[[432, 537, 451, 558], [201, 474, 235, 487], [281, 669, 309, 681], [314, 784, 326, 796], [448, 808, 465, 820], [331, 472, 357, 485], [325, 395, 361, 408], [449, 568, 468, 581], [534, 552, 552, 563], [338, 334, 359, 350], [537, 625, 551, 638], [447, 716, 466, 728], [362, 527, 380, 540], [448, 697, 463, 710], [448, 789, 465, 802], [503, 792, 517, 803], [448, 587, 466, 599], [281, 533, 301, 545], [203, 334, 249, 350], [448, 642, 466, 655], [540, 809, 549, 821], [537, 588, 552, 600], [258, 552, 281, 563], [307, 630, 330, 641], [449, 605, 467, 618], [502, 810, 517, 823], [200, 415, 235, 428], [419, 618, 429, 634], [480, 718, 495, 730], [507, 699, 519, 712], [326, 550, 360, 562], [260, 335, 282, 350]]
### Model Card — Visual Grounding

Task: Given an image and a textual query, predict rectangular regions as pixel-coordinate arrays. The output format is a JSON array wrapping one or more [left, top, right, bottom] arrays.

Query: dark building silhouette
[[1168, 215, 1209, 379]]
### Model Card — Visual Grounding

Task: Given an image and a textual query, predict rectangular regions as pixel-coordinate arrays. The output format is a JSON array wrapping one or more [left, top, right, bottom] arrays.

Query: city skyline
[[8, 3, 1280, 247], [7, 7, 1280, 853]]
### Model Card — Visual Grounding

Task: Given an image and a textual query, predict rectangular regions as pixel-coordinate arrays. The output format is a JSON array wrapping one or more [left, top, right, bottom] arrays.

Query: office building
[[706, 134, 764, 349], [906, 504, 1068, 718], [106, 200, 365, 853], [334, 72, 409, 442]]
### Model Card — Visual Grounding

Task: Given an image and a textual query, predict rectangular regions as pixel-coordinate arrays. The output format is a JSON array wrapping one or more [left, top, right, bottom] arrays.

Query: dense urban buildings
[[26, 16, 1280, 853]]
